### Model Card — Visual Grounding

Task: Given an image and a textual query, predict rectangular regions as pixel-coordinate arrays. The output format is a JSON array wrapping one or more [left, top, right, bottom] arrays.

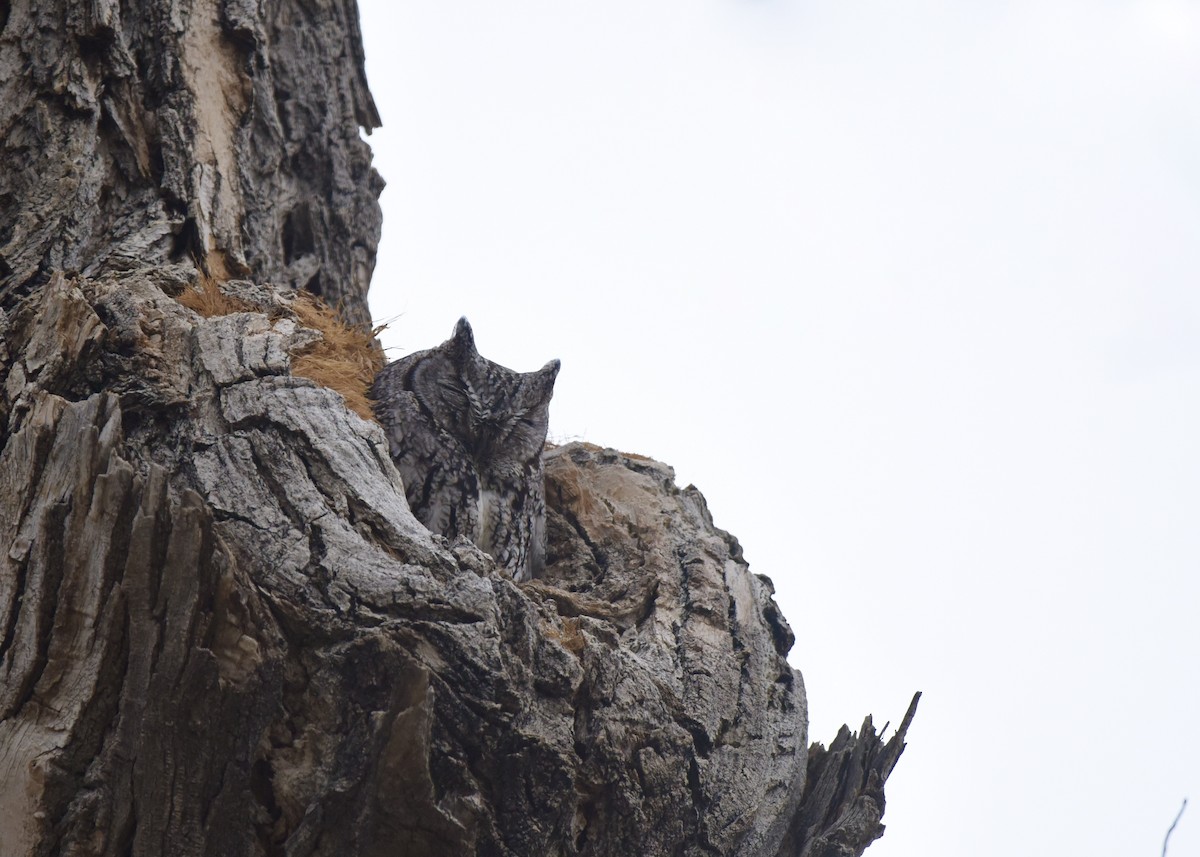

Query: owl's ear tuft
[[450, 317, 476, 356], [535, 359, 560, 402]]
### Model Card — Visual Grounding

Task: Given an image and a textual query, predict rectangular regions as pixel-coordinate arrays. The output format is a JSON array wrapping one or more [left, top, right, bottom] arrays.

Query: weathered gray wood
[[541, 443, 808, 856], [783, 693, 921, 857], [0, 270, 815, 856], [0, 0, 382, 325], [0, 1, 914, 854]]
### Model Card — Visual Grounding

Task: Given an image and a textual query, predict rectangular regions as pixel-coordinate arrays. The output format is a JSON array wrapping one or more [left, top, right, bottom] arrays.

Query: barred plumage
[[371, 318, 559, 581]]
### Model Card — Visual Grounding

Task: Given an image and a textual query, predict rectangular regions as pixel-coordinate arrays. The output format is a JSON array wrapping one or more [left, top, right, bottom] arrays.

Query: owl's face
[[411, 318, 558, 465]]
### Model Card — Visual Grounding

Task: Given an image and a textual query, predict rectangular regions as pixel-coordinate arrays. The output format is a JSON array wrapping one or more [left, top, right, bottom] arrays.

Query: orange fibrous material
[[176, 273, 255, 316], [177, 277, 385, 421], [289, 292, 385, 421]]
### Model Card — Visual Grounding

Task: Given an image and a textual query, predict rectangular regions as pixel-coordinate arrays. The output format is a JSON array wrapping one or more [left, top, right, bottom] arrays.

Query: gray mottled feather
[[371, 318, 558, 581]]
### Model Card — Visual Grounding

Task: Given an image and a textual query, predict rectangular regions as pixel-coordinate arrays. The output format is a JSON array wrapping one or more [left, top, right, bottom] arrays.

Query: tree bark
[[0, 2, 915, 856], [0, 0, 381, 325]]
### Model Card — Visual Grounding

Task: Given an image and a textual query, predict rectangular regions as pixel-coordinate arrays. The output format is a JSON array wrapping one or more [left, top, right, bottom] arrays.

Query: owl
[[371, 318, 560, 582]]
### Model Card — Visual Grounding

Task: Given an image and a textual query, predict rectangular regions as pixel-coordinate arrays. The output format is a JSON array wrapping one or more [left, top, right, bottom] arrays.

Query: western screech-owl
[[371, 318, 559, 582]]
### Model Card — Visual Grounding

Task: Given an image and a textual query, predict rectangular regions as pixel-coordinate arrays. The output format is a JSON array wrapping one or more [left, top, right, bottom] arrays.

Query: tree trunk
[[0, 2, 915, 856], [0, 0, 381, 325]]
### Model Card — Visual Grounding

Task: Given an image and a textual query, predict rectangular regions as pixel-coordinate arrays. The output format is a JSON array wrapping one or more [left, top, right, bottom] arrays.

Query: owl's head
[[413, 318, 559, 464]]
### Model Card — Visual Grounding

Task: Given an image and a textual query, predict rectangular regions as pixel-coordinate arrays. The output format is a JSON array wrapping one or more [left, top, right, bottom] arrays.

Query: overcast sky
[[358, 1, 1200, 853]]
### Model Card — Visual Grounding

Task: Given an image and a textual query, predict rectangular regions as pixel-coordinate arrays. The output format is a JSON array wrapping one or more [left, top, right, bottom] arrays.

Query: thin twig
[[1162, 797, 1187, 857]]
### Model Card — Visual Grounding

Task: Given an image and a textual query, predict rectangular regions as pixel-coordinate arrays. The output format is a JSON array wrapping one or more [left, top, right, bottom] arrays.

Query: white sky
[[358, 1, 1200, 854]]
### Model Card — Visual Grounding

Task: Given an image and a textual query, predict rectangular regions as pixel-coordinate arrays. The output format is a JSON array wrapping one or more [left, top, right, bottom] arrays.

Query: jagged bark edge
[[781, 691, 920, 857]]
